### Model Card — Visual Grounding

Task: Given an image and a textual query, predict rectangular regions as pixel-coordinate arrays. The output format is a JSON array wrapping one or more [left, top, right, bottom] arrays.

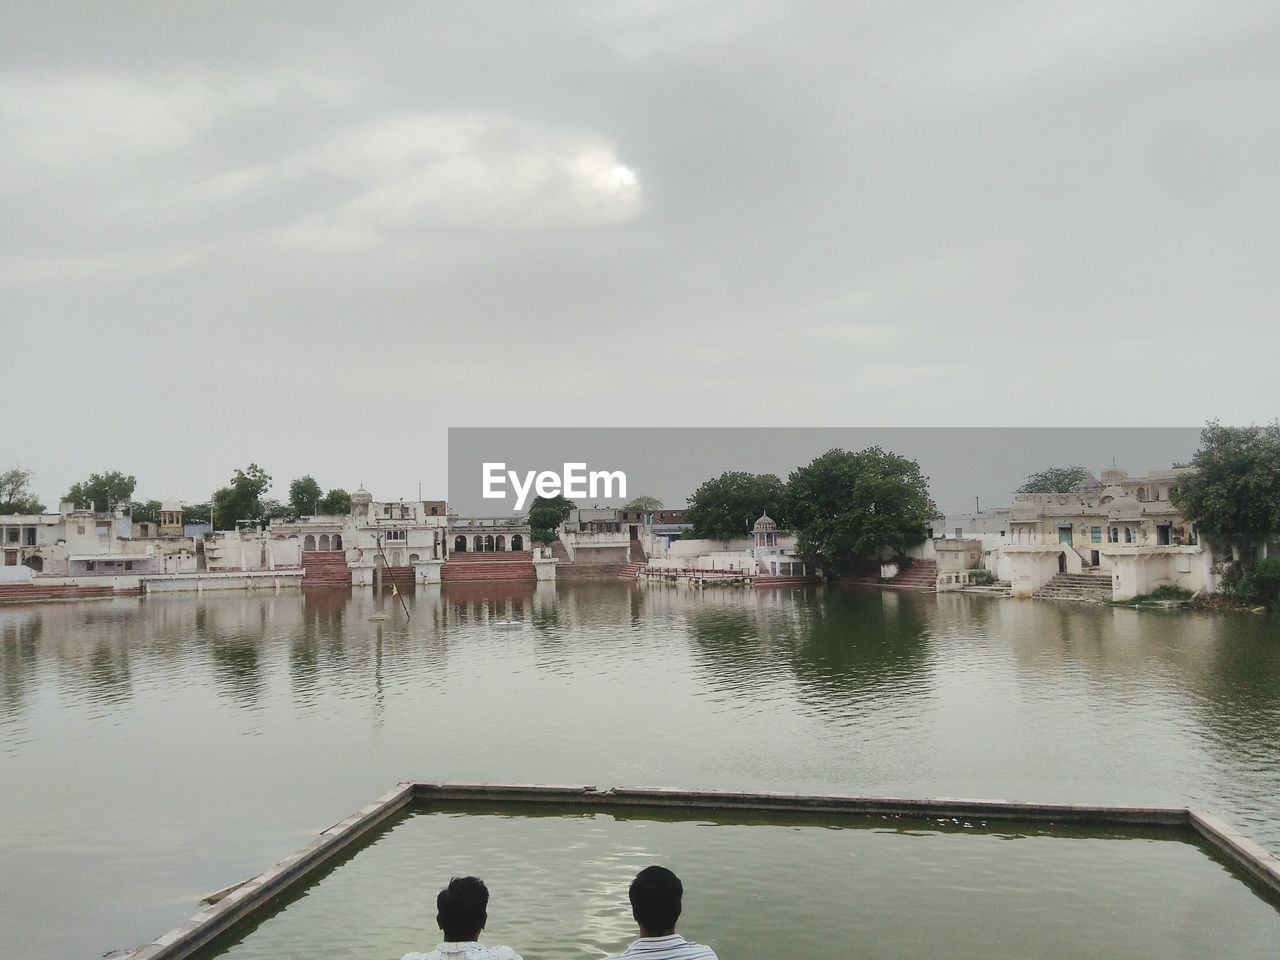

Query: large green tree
[[129, 499, 163, 524], [685, 471, 787, 540], [318, 488, 352, 515], [288, 476, 324, 517], [786, 447, 931, 576], [65, 470, 137, 512], [1172, 420, 1280, 562], [528, 494, 575, 543], [0, 467, 45, 515], [623, 495, 664, 511], [212, 464, 272, 530], [1017, 465, 1089, 494]]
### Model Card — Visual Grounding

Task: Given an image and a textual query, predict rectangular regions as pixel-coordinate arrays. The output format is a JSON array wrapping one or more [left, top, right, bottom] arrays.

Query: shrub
[[1146, 585, 1193, 601], [965, 566, 997, 585], [1239, 556, 1280, 607]]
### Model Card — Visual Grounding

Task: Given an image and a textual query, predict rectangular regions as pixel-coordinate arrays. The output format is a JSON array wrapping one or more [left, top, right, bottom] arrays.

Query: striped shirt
[[608, 934, 718, 960]]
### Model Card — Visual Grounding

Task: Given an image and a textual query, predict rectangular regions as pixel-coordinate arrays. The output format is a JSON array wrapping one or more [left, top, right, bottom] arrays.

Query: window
[[1090, 526, 1102, 543], [955, 528, 962, 539], [86, 561, 95, 571], [430, 506, 438, 515], [5, 528, 17, 543], [124, 561, 133, 571], [1124, 527, 1133, 544], [77, 525, 86, 535], [385, 529, 406, 542]]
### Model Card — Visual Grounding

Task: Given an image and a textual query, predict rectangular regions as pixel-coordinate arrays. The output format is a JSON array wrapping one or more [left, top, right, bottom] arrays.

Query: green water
[[1, 582, 1278, 958], [200, 803, 1280, 960]]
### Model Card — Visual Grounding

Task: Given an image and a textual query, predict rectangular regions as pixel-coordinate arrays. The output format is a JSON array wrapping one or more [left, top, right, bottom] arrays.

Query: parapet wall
[[125, 782, 1280, 960]]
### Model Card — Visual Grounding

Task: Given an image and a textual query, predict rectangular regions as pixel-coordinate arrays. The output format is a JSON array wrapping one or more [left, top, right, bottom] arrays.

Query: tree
[[184, 501, 213, 527], [212, 464, 272, 530], [0, 467, 45, 515], [1171, 420, 1280, 562], [527, 494, 574, 543], [1017, 465, 1089, 494], [261, 499, 291, 520], [129, 499, 163, 524], [318, 488, 352, 515], [785, 447, 932, 576], [685, 471, 787, 540], [65, 470, 137, 512], [623, 495, 664, 511], [288, 476, 324, 518]]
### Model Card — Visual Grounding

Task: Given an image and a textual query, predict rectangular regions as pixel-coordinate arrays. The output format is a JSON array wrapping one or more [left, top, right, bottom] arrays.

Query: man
[[608, 865, 718, 960], [402, 875, 522, 960]]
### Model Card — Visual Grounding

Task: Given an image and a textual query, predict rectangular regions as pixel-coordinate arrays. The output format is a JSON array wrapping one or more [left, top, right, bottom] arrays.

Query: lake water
[[1, 582, 1278, 959]]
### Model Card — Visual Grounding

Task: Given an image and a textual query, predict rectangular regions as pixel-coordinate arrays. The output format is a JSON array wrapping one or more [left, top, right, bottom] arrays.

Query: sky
[[3, 1, 1278, 509]]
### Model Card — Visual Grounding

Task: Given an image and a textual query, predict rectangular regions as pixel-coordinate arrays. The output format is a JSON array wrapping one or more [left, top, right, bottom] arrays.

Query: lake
[[1, 582, 1277, 958]]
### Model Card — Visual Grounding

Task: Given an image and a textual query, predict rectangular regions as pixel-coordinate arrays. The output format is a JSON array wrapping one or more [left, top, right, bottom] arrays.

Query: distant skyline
[[6, 3, 1278, 507]]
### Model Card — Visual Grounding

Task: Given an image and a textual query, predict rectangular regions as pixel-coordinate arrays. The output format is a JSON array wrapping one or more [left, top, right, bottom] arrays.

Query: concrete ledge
[[128, 783, 1279, 959], [127, 782, 414, 959], [1189, 810, 1280, 897]]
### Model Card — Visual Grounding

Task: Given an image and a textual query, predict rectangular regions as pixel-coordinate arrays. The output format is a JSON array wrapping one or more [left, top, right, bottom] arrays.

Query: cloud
[[261, 113, 643, 250], [0, 71, 641, 278]]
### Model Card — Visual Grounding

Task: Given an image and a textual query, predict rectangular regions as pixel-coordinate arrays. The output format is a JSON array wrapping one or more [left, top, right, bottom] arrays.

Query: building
[[448, 515, 532, 555], [2, 502, 199, 579], [998, 463, 1215, 599], [643, 512, 812, 581]]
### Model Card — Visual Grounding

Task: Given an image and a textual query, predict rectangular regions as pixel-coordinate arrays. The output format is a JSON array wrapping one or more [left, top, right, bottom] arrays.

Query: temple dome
[[752, 512, 778, 533], [1100, 464, 1129, 483]]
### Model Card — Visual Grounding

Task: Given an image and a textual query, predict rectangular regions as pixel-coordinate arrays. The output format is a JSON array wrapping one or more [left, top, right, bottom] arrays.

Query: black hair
[[437, 876, 489, 941], [629, 865, 683, 934]]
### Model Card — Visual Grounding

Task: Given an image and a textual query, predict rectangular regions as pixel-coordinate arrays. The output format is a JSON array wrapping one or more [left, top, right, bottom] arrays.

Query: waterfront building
[[996, 463, 1217, 599], [448, 514, 532, 555], [642, 512, 811, 581], [1, 501, 199, 580]]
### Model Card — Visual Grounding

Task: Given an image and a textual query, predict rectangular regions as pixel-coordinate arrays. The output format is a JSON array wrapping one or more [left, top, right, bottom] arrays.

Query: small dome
[[352, 486, 372, 503], [1100, 463, 1129, 483], [752, 512, 778, 532]]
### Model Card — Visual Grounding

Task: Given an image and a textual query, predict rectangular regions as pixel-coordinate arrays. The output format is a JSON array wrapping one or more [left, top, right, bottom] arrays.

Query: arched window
[[409, 553, 420, 563], [455, 535, 467, 553], [474, 535, 484, 552], [511, 534, 523, 551], [332, 534, 343, 550], [318, 534, 331, 551], [304, 534, 316, 551], [485, 534, 495, 551], [495, 535, 506, 551]]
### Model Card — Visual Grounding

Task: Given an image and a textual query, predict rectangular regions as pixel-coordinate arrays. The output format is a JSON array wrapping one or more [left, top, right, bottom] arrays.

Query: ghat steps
[[301, 550, 352, 586], [442, 551, 536, 583], [1033, 572, 1114, 602]]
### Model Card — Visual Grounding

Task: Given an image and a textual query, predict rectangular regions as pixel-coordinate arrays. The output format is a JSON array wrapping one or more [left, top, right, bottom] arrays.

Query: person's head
[[628, 865, 683, 937], [436, 876, 489, 942]]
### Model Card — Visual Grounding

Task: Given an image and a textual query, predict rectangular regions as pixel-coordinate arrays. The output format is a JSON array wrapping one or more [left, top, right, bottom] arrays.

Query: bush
[[1146, 585, 1193, 601], [1235, 556, 1280, 607], [966, 566, 997, 585]]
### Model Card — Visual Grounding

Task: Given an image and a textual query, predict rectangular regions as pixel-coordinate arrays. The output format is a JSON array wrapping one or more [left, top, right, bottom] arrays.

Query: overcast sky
[[4, 1, 1277, 508]]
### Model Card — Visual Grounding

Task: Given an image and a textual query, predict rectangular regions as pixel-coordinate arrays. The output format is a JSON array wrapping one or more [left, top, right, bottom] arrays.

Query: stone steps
[[1033, 572, 1113, 602], [442, 551, 537, 583], [301, 550, 351, 586], [0, 582, 117, 603], [618, 562, 646, 580]]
